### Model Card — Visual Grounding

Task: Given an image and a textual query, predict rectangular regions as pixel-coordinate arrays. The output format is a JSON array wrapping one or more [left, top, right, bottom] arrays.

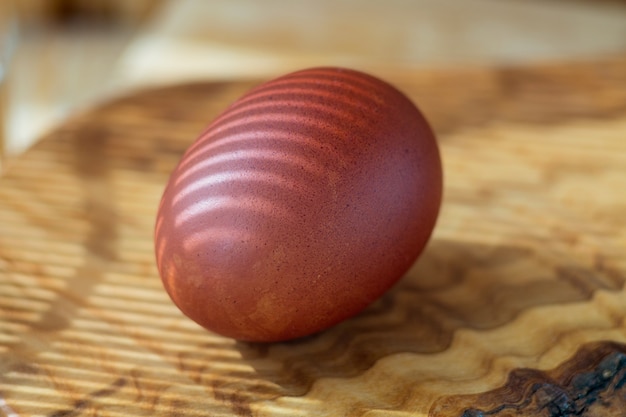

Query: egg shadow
[[233, 237, 625, 397]]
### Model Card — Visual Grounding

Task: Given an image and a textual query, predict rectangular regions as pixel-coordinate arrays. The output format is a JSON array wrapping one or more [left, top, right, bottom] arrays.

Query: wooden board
[[1, 56, 626, 416]]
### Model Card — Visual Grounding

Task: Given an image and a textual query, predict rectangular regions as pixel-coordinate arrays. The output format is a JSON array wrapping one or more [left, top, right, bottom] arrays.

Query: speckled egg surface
[[155, 67, 442, 342]]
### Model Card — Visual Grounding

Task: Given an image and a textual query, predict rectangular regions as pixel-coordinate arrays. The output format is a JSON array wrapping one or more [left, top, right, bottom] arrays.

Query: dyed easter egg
[[155, 67, 442, 342]]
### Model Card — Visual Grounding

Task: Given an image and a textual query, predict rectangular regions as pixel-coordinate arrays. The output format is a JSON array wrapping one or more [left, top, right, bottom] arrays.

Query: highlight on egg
[[155, 67, 442, 342]]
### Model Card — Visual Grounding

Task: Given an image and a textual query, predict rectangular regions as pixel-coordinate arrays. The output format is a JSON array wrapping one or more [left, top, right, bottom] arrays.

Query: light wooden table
[[0, 55, 625, 416], [115, 0, 626, 86]]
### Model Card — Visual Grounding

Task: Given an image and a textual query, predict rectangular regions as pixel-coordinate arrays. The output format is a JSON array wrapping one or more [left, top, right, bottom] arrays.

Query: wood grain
[[432, 342, 626, 416], [0, 56, 625, 416]]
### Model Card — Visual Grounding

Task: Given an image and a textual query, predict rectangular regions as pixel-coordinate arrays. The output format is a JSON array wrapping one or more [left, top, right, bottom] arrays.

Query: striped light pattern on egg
[[155, 67, 442, 342]]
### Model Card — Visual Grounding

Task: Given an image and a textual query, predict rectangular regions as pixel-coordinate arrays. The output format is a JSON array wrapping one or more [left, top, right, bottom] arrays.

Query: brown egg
[[155, 67, 442, 342]]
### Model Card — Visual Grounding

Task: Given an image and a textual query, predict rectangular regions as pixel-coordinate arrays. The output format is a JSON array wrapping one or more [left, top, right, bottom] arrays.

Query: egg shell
[[155, 67, 442, 342]]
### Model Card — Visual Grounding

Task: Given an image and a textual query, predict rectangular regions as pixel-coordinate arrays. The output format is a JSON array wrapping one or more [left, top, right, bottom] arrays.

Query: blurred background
[[0, 0, 625, 169]]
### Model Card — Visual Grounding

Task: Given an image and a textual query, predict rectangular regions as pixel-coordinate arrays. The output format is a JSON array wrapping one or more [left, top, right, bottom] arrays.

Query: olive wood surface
[[0, 56, 625, 416]]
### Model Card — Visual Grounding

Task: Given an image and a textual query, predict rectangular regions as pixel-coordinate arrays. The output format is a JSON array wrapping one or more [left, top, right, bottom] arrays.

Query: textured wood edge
[[431, 341, 626, 416]]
